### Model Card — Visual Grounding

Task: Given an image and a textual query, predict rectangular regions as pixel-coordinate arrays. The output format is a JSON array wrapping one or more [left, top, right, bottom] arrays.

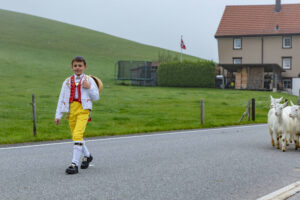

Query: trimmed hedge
[[157, 61, 215, 87]]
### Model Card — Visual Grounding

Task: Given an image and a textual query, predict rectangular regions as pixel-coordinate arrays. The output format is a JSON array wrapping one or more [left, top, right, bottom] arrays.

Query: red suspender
[[69, 76, 75, 103]]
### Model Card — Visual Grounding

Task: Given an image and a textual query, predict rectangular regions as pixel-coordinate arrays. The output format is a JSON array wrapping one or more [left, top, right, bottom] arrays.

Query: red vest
[[69, 75, 81, 103]]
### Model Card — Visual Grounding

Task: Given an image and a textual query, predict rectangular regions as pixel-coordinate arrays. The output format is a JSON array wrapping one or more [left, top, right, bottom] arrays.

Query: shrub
[[157, 61, 215, 87]]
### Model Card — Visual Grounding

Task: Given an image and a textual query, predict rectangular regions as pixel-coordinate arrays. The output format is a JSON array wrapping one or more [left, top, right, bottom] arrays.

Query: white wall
[[292, 78, 300, 96]]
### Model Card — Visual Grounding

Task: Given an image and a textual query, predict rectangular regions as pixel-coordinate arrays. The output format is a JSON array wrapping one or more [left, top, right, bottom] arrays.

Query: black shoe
[[65, 163, 78, 174], [80, 155, 93, 169]]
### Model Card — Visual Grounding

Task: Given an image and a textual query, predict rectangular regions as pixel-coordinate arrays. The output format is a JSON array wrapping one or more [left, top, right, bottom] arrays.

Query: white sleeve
[[55, 80, 66, 119], [88, 77, 100, 101]]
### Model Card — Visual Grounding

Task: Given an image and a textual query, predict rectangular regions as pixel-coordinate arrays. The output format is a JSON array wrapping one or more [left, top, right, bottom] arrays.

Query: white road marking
[[0, 124, 267, 150], [257, 181, 300, 200]]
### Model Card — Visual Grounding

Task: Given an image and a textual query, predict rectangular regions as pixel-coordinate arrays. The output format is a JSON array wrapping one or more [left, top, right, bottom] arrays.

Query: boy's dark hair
[[72, 56, 86, 66]]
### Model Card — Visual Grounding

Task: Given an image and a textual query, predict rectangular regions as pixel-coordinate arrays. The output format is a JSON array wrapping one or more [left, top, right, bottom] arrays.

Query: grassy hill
[[0, 9, 200, 144], [0, 9, 297, 145]]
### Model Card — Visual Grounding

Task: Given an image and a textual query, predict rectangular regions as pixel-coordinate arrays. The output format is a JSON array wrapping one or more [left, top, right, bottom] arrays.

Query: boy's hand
[[82, 79, 91, 89], [55, 119, 60, 125]]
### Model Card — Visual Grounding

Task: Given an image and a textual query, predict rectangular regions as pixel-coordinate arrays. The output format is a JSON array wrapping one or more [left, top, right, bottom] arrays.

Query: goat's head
[[270, 95, 283, 109], [290, 105, 300, 119], [274, 101, 288, 117]]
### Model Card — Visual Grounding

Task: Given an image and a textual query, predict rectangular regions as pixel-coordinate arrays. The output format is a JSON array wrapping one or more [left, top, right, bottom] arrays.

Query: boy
[[55, 56, 100, 174]]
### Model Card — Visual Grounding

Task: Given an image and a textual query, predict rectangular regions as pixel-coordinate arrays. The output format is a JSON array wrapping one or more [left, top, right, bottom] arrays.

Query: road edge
[[0, 124, 267, 150], [257, 181, 300, 200]]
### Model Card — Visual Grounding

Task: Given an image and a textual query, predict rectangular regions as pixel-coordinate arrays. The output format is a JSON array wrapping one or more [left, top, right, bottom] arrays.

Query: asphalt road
[[1, 124, 300, 200]]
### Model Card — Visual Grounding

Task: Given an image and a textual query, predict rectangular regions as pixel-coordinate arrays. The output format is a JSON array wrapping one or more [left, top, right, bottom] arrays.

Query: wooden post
[[252, 98, 255, 121], [201, 99, 204, 125], [247, 101, 250, 121], [32, 94, 37, 136]]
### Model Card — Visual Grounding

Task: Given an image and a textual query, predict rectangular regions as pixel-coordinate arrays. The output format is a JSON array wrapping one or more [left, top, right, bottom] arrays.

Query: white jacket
[[55, 74, 100, 119]]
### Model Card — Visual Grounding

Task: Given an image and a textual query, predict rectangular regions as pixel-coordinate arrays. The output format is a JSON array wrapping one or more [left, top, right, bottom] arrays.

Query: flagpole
[[180, 35, 182, 63]]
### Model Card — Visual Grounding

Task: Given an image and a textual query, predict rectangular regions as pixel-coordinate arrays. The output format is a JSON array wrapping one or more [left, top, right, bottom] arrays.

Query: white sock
[[82, 142, 91, 157], [72, 144, 83, 166]]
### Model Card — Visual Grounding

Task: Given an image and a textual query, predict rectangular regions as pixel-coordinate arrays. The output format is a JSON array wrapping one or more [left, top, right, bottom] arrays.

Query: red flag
[[181, 38, 186, 50]]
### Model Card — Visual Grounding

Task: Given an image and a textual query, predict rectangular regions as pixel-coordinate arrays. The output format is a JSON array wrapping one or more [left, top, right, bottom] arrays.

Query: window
[[233, 58, 242, 64], [282, 57, 292, 70], [233, 38, 242, 49], [283, 79, 292, 89], [283, 36, 292, 48]]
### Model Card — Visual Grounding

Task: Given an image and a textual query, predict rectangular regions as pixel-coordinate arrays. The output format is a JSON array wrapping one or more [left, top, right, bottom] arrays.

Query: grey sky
[[0, 0, 300, 61]]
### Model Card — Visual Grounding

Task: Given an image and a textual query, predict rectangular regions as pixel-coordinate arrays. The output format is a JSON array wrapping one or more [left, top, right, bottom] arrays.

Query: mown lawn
[[1, 80, 298, 144]]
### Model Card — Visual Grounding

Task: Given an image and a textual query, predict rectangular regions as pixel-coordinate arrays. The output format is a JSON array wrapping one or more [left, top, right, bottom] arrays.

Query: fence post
[[201, 99, 204, 125], [32, 94, 37, 136], [252, 98, 255, 121]]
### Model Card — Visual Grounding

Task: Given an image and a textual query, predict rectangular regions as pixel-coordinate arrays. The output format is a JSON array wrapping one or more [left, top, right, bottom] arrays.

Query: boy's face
[[72, 61, 86, 76]]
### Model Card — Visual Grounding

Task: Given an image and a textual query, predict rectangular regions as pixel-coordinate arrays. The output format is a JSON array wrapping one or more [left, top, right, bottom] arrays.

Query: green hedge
[[157, 61, 215, 87]]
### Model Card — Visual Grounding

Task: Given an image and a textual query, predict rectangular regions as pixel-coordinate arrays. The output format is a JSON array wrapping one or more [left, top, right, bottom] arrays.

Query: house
[[215, 0, 300, 94]]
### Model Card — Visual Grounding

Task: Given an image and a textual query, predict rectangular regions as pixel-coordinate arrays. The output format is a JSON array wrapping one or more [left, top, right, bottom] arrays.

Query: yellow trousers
[[68, 102, 90, 141]]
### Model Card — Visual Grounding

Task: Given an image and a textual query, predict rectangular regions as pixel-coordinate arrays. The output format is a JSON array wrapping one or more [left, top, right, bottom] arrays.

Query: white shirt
[[74, 74, 84, 99]]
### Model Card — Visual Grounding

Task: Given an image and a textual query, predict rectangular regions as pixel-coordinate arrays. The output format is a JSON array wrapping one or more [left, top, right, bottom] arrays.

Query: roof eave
[[215, 32, 300, 38]]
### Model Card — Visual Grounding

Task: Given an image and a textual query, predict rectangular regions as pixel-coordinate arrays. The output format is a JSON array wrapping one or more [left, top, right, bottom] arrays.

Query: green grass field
[[0, 9, 298, 144]]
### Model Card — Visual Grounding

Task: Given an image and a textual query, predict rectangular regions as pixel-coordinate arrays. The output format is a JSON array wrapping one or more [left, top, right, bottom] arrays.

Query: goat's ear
[[279, 97, 283, 102], [283, 101, 289, 108], [291, 101, 295, 106], [270, 95, 273, 101]]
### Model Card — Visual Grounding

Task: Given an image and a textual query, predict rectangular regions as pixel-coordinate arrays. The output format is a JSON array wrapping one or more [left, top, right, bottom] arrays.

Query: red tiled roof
[[215, 4, 300, 37]]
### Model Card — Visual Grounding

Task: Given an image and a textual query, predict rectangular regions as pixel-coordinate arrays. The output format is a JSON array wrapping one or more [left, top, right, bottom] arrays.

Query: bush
[[157, 61, 215, 87]]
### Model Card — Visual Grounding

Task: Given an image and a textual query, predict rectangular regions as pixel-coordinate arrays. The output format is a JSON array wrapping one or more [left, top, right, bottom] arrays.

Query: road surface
[[1, 124, 300, 200]]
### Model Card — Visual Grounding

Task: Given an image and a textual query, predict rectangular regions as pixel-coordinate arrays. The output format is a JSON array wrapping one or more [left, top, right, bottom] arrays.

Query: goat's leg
[[289, 133, 293, 146], [294, 139, 298, 150], [276, 135, 281, 149], [293, 134, 298, 150], [287, 132, 293, 146], [269, 128, 275, 147], [281, 133, 286, 152]]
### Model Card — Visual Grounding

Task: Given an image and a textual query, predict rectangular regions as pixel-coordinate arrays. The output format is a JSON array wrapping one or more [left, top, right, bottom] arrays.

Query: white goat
[[268, 101, 288, 149], [288, 103, 300, 150], [267, 96, 283, 147], [280, 102, 297, 151]]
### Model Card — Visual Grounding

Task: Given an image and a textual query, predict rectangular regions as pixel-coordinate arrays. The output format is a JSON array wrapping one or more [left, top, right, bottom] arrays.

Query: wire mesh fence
[[115, 61, 158, 86]]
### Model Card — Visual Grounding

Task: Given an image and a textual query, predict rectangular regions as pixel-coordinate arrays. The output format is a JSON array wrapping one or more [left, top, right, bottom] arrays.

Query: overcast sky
[[0, 0, 300, 61]]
